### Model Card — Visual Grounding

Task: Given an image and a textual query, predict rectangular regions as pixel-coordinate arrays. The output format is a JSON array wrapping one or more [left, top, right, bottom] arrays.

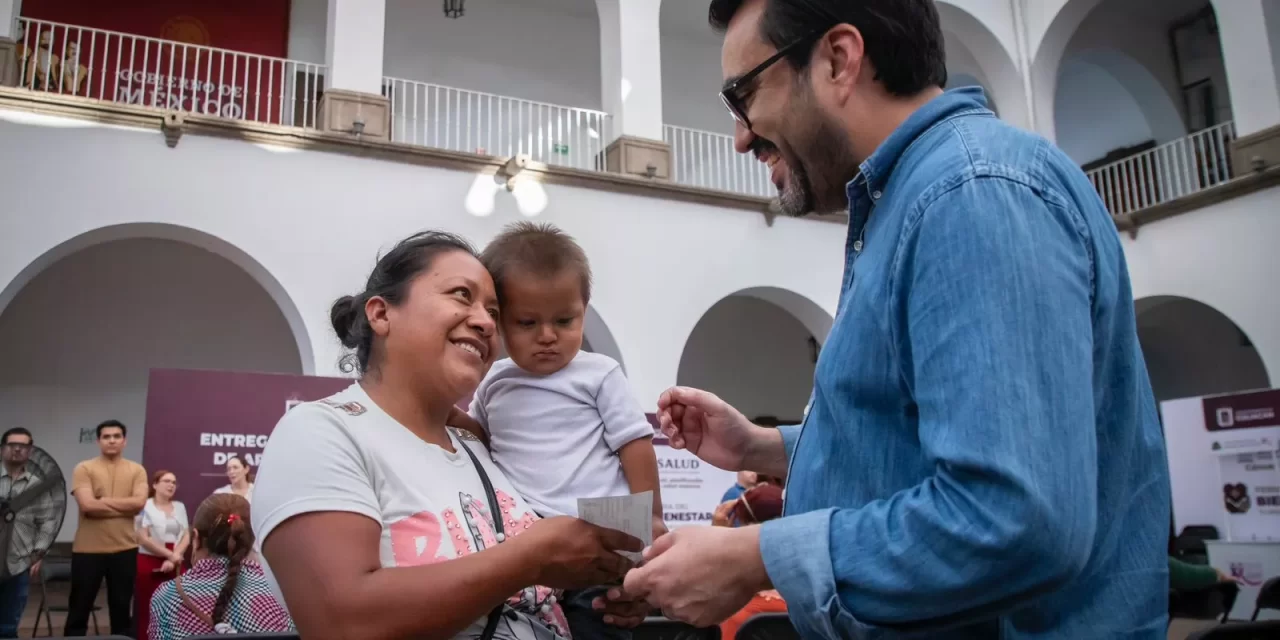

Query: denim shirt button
[[871, 190, 882, 200]]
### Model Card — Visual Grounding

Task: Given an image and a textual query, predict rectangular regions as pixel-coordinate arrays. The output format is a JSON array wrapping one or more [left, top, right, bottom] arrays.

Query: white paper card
[[577, 491, 653, 561]]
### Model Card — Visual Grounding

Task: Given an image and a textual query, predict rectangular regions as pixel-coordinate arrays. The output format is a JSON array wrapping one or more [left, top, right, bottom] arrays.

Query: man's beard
[[763, 102, 859, 218]]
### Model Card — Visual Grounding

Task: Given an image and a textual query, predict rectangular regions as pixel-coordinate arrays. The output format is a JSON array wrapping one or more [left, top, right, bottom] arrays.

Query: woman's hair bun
[[329, 295, 363, 348]]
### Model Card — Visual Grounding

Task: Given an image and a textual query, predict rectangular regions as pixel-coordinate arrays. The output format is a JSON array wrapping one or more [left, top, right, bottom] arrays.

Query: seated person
[[715, 484, 788, 639], [148, 494, 292, 639]]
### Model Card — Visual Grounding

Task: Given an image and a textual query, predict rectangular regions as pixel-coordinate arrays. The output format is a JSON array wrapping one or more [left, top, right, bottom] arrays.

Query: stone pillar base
[[0, 37, 17, 88], [605, 135, 671, 180], [1230, 124, 1280, 173], [318, 89, 390, 140]]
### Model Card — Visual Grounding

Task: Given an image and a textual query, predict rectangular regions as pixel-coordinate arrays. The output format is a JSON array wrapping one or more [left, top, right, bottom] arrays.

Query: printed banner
[[19, 0, 296, 123], [1204, 388, 1280, 432], [647, 415, 738, 530], [1218, 448, 1280, 542], [141, 368, 350, 507]]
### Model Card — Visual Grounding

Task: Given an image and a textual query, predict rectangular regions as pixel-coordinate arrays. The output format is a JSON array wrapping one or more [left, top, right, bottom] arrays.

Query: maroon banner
[[1204, 389, 1280, 432], [19, 0, 296, 123], [142, 368, 350, 508]]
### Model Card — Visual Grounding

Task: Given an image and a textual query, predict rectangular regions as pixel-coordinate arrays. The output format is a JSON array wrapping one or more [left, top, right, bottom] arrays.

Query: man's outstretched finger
[[643, 529, 678, 562]]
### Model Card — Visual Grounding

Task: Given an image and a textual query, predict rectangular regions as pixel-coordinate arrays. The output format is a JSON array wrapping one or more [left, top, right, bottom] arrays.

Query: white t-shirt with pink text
[[251, 383, 569, 640]]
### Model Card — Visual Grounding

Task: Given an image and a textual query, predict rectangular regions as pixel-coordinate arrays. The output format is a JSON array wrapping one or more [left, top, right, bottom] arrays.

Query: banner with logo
[[1164, 388, 1280, 538], [646, 415, 739, 530], [142, 368, 350, 507], [19, 0, 294, 122]]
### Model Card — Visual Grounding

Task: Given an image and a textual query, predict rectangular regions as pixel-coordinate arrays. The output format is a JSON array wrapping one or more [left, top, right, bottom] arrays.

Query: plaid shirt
[[1, 467, 59, 576], [148, 557, 294, 639]]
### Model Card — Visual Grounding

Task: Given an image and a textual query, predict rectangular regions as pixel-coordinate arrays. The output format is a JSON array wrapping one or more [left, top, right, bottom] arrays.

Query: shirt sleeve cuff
[[778, 424, 803, 463], [759, 508, 858, 638]]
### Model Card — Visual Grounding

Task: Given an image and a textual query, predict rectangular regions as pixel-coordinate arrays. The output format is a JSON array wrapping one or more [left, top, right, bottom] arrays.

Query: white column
[[0, 0, 21, 39], [1215, 0, 1280, 136], [597, 0, 664, 141], [325, 0, 385, 95]]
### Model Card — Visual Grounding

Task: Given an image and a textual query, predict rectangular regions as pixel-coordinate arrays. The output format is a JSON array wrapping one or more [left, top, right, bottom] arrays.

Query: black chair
[[1251, 576, 1280, 620], [1170, 581, 1240, 624], [1175, 525, 1221, 563], [634, 616, 720, 640], [735, 612, 800, 640], [33, 559, 100, 637], [1186, 620, 1280, 639]]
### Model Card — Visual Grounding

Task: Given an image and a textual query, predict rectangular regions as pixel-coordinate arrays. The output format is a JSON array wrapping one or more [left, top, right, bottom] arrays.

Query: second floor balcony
[[6, 0, 1271, 225]]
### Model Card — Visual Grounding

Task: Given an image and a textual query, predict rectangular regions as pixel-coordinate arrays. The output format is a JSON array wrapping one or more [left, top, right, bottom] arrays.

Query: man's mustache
[[750, 137, 778, 160]]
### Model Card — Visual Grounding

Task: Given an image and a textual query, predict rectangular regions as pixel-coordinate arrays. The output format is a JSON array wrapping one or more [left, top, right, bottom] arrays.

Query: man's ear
[[817, 24, 866, 99]]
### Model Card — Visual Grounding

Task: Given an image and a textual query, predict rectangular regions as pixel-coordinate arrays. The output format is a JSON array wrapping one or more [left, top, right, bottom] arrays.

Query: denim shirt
[[756, 88, 1170, 639]]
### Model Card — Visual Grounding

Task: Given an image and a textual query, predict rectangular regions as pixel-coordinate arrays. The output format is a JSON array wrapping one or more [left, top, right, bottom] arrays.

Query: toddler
[[452, 221, 664, 640]]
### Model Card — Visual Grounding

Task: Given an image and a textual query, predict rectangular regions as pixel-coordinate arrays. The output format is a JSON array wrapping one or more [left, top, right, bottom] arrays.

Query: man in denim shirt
[[621, 0, 1170, 637]]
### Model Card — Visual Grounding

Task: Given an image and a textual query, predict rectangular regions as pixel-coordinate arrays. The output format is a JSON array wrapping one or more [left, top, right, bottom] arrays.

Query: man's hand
[[622, 525, 770, 627], [656, 387, 760, 472], [29, 558, 41, 578], [711, 500, 737, 528]]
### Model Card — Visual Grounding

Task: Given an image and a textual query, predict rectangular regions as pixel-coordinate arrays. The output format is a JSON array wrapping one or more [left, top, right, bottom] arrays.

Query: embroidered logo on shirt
[[320, 400, 366, 416]]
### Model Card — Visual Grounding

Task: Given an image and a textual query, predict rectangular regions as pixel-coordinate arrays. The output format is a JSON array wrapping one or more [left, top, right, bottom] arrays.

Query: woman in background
[[714, 484, 788, 639], [212, 455, 254, 504], [148, 494, 292, 638], [135, 470, 189, 638]]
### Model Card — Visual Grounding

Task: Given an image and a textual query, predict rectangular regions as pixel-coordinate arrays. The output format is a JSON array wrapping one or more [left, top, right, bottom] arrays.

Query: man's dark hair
[[709, 0, 947, 95], [96, 419, 127, 439], [480, 222, 593, 306], [1, 427, 32, 446]]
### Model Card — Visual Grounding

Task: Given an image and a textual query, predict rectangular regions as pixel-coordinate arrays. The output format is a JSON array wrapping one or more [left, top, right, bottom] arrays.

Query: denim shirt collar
[[845, 87, 990, 238]]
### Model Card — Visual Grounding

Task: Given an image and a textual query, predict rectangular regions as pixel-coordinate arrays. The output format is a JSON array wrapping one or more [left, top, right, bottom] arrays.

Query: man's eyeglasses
[[719, 29, 826, 131], [3, 443, 31, 451]]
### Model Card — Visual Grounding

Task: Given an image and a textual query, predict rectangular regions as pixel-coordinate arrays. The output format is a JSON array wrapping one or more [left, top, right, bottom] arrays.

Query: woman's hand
[[168, 550, 184, 564], [711, 500, 736, 527], [514, 517, 642, 590], [593, 587, 652, 629], [160, 560, 176, 574]]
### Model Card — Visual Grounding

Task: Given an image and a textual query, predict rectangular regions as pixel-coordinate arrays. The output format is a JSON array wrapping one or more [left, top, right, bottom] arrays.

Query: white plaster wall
[[0, 111, 844, 415], [0, 239, 303, 541], [1137, 298, 1271, 403], [1054, 58, 1155, 165]]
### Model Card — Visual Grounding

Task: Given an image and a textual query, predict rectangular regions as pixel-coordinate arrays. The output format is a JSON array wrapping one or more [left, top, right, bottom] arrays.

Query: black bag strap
[[457, 434, 505, 640]]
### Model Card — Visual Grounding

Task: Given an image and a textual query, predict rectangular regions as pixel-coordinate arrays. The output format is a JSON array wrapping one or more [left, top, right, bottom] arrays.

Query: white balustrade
[[664, 124, 773, 198], [1086, 121, 1237, 216], [383, 77, 611, 171], [15, 18, 325, 128]]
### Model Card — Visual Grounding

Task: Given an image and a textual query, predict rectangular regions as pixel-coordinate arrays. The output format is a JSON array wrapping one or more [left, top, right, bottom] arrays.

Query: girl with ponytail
[[146, 494, 294, 638]]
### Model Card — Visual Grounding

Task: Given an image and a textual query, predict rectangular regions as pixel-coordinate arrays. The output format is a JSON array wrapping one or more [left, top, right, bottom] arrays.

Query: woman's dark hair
[[330, 231, 480, 375], [191, 493, 254, 625], [708, 0, 947, 96], [148, 470, 175, 499], [226, 454, 255, 483]]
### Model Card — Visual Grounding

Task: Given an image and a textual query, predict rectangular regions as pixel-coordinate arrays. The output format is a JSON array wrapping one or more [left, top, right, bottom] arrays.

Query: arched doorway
[[676, 288, 832, 424], [0, 235, 308, 542], [1137, 296, 1270, 402]]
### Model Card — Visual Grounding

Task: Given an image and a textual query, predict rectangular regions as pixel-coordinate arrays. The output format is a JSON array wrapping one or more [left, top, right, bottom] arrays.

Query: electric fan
[[0, 445, 67, 580]]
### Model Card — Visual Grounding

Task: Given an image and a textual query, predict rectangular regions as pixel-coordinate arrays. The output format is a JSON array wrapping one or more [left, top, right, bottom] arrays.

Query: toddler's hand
[[651, 515, 669, 545]]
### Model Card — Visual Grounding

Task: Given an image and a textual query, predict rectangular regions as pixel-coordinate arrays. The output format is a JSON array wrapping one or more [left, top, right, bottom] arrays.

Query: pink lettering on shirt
[[388, 511, 450, 566]]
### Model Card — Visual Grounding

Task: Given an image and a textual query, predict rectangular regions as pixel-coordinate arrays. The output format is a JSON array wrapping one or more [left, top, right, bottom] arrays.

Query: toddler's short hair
[[481, 222, 592, 305]]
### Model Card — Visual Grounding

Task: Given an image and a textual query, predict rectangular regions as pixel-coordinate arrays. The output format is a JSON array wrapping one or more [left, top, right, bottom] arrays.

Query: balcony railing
[[1085, 121, 1237, 216], [383, 77, 611, 171], [15, 18, 326, 128], [664, 125, 773, 198]]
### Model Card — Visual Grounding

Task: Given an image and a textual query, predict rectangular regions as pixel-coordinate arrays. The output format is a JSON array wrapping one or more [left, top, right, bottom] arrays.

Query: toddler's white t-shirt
[[471, 351, 656, 518], [252, 383, 569, 640]]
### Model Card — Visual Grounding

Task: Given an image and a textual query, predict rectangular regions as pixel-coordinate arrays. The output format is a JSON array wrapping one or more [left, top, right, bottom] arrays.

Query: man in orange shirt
[[65, 420, 147, 637]]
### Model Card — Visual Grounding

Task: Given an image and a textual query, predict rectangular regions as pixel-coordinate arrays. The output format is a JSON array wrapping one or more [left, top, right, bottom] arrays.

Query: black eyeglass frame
[[718, 29, 828, 131]]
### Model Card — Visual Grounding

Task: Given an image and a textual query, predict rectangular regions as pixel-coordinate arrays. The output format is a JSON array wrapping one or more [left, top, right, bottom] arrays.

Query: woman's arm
[[136, 515, 171, 558], [263, 512, 637, 640]]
